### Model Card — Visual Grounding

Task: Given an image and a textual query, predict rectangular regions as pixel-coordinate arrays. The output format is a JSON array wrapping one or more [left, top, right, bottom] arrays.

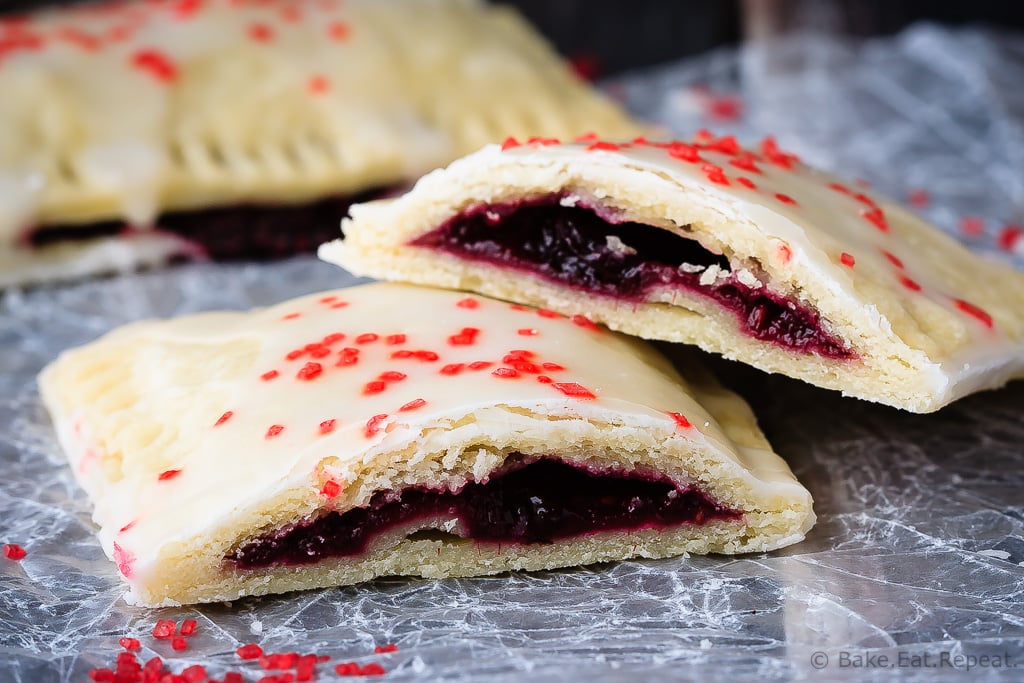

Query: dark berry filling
[[410, 196, 854, 359], [26, 190, 383, 260], [228, 457, 740, 570]]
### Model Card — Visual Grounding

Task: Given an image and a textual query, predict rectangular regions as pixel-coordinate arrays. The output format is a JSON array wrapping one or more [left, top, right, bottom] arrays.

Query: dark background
[[4, 0, 1024, 76]]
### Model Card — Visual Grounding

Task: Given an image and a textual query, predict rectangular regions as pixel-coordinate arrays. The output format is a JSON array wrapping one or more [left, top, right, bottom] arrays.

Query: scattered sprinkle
[[321, 480, 341, 498], [355, 333, 379, 344], [517, 328, 539, 336], [954, 299, 994, 328], [959, 216, 985, 236], [261, 370, 280, 381], [998, 224, 1023, 251], [899, 275, 922, 292], [118, 637, 141, 651], [152, 620, 176, 639], [214, 410, 234, 426], [237, 644, 264, 660], [3, 544, 26, 561], [552, 382, 597, 399], [319, 419, 338, 435], [296, 362, 323, 381], [266, 424, 285, 439], [456, 297, 480, 309], [365, 414, 388, 438], [668, 412, 692, 429], [399, 398, 427, 412], [774, 193, 797, 205], [157, 469, 181, 481], [840, 252, 856, 267], [180, 619, 197, 636]]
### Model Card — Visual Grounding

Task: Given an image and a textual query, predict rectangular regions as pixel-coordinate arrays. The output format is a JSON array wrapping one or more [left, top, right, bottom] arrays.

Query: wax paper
[[2, 22, 1024, 683]]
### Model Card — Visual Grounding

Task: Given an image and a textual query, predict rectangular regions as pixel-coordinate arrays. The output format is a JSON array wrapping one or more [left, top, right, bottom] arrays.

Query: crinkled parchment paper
[[2, 23, 1023, 683]]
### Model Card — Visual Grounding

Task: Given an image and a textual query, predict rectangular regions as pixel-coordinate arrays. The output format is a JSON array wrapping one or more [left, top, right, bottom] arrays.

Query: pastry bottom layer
[[228, 457, 742, 570], [26, 192, 383, 260]]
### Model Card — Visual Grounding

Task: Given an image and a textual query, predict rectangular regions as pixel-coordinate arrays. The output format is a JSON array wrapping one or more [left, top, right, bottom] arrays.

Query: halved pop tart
[[40, 283, 813, 606], [320, 135, 1024, 412]]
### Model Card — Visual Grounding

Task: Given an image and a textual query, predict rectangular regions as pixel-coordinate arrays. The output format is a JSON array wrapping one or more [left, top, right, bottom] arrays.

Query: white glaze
[[44, 283, 807, 591]]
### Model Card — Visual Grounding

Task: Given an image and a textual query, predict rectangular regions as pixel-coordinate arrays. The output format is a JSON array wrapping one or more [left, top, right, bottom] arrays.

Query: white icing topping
[[46, 284, 806, 586]]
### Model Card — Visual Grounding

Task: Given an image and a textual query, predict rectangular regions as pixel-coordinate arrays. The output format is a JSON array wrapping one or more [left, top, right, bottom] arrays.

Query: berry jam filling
[[410, 196, 853, 359], [229, 457, 740, 569], [26, 191, 383, 260]]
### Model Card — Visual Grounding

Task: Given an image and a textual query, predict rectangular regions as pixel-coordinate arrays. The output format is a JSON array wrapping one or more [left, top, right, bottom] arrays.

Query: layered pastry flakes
[[0, 0, 639, 284], [322, 133, 1024, 412], [40, 283, 813, 606]]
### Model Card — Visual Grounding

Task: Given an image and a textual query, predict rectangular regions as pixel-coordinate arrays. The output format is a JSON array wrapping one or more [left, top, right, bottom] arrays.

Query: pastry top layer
[[40, 283, 807, 583], [0, 0, 636, 238], [325, 135, 1024, 406]]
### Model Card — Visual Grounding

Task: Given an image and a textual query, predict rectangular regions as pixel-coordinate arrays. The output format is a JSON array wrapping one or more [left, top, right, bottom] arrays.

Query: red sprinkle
[[181, 665, 206, 682], [356, 333, 379, 344], [224, 673, 244, 683], [214, 411, 234, 426], [468, 361, 493, 371], [88, 669, 114, 682], [319, 419, 338, 435], [517, 328, 539, 336], [954, 299, 994, 328], [296, 362, 323, 381], [571, 314, 600, 331], [414, 350, 440, 362], [3, 544, 25, 560], [440, 363, 465, 376], [666, 141, 702, 163], [118, 520, 136, 534], [400, 398, 427, 411], [574, 132, 600, 143], [131, 49, 177, 82], [363, 381, 387, 395], [728, 156, 761, 174], [777, 244, 792, 264], [908, 188, 930, 207], [861, 207, 890, 233], [237, 644, 264, 660], [839, 252, 856, 267], [552, 383, 597, 399], [360, 663, 386, 676], [537, 308, 561, 318], [282, 312, 302, 321], [882, 251, 905, 269], [119, 637, 140, 651], [266, 424, 285, 439], [492, 367, 519, 378], [385, 334, 407, 345], [774, 193, 797, 205], [501, 136, 521, 151], [321, 480, 341, 498], [171, 637, 187, 651], [827, 182, 851, 195], [379, 371, 407, 382], [261, 370, 280, 381], [736, 176, 756, 189], [152, 620, 176, 639], [157, 469, 181, 481], [899, 275, 922, 292], [328, 20, 350, 40], [248, 22, 274, 42], [541, 362, 566, 371], [323, 333, 346, 345], [331, 301, 350, 309], [113, 542, 134, 578], [536, 375, 553, 384], [180, 619, 197, 636], [959, 216, 985, 236], [701, 163, 730, 185], [456, 297, 480, 309], [374, 644, 399, 654], [308, 75, 330, 94], [667, 412, 692, 429], [365, 414, 388, 438], [587, 141, 620, 152], [998, 224, 1023, 251], [448, 327, 481, 345]]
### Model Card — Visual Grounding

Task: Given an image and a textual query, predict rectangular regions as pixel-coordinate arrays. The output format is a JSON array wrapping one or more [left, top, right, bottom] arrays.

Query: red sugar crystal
[[385, 334, 406, 345], [840, 252, 856, 267], [286, 349, 306, 361], [705, 133, 741, 155], [328, 20, 350, 40], [468, 361, 493, 370], [119, 521, 136, 534], [3, 544, 25, 560], [374, 644, 399, 653], [223, 673, 244, 683], [157, 469, 181, 481], [355, 333, 379, 344], [701, 163, 729, 185], [414, 350, 440, 361], [131, 48, 177, 82], [448, 327, 480, 345], [511, 361, 541, 373], [492, 367, 519, 378], [908, 188, 930, 207], [261, 652, 298, 669], [335, 662, 359, 675], [882, 251, 905, 269], [440, 363, 466, 376], [180, 619, 197, 636], [571, 314, 600, 331], [152, 620, 176, 639], [501, 136, 521, 151], [237, 643, 264, 660], [319, 419, 338, 435], [296, 362, 323, 381], [954, 299, 994, 328], [399, 398, 427, 412], [728, 156, 761, 173], [365, 414, 388, 438], [736, 176, 756, 189], [853, 192, 876, 207], [323, 333, 346, 345], [321, 479, 342, 498], [574, 132, 600, 143], [308, 75, 330, 94], [517, 328, 539, 336], [363, 381, 387, 395], [214, 411, 234, 426], [668, 412, 693, 429], [586, 141, 620, 152], [171, 636, 187, 651], [959, 216, 985, 236], [527, 136, 561, 146], [309, 346, 331, 359], [296, 654, 318, 681], [88, 669, 114, 682], [282, 312, 302, 321], [320, 295, 339, 304], [536, 308, 560, 318], [261, 370, 280, 381], [331, 301, 350, 309], [266, 424, 285, 439], [379, 371, 407, 382], [113, 542, 134, 578], [861, 207, 890, 232], [899, 275, 922, 292], [510, 304, 530, 311], [827, 182, 851, 195], [119, 637, 141, 651], [360, 663, 386, 676], [537, 375, 553, 383], [552, 383, 597, 399], [777, 244, 792, 264], [456, 297, 480, 309], [667, 141, 702, 163], [181, 664, 206, 682], [541, 362, 566, 371], [998, 224, 1023, 251], [774, 193, 797, 205]]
